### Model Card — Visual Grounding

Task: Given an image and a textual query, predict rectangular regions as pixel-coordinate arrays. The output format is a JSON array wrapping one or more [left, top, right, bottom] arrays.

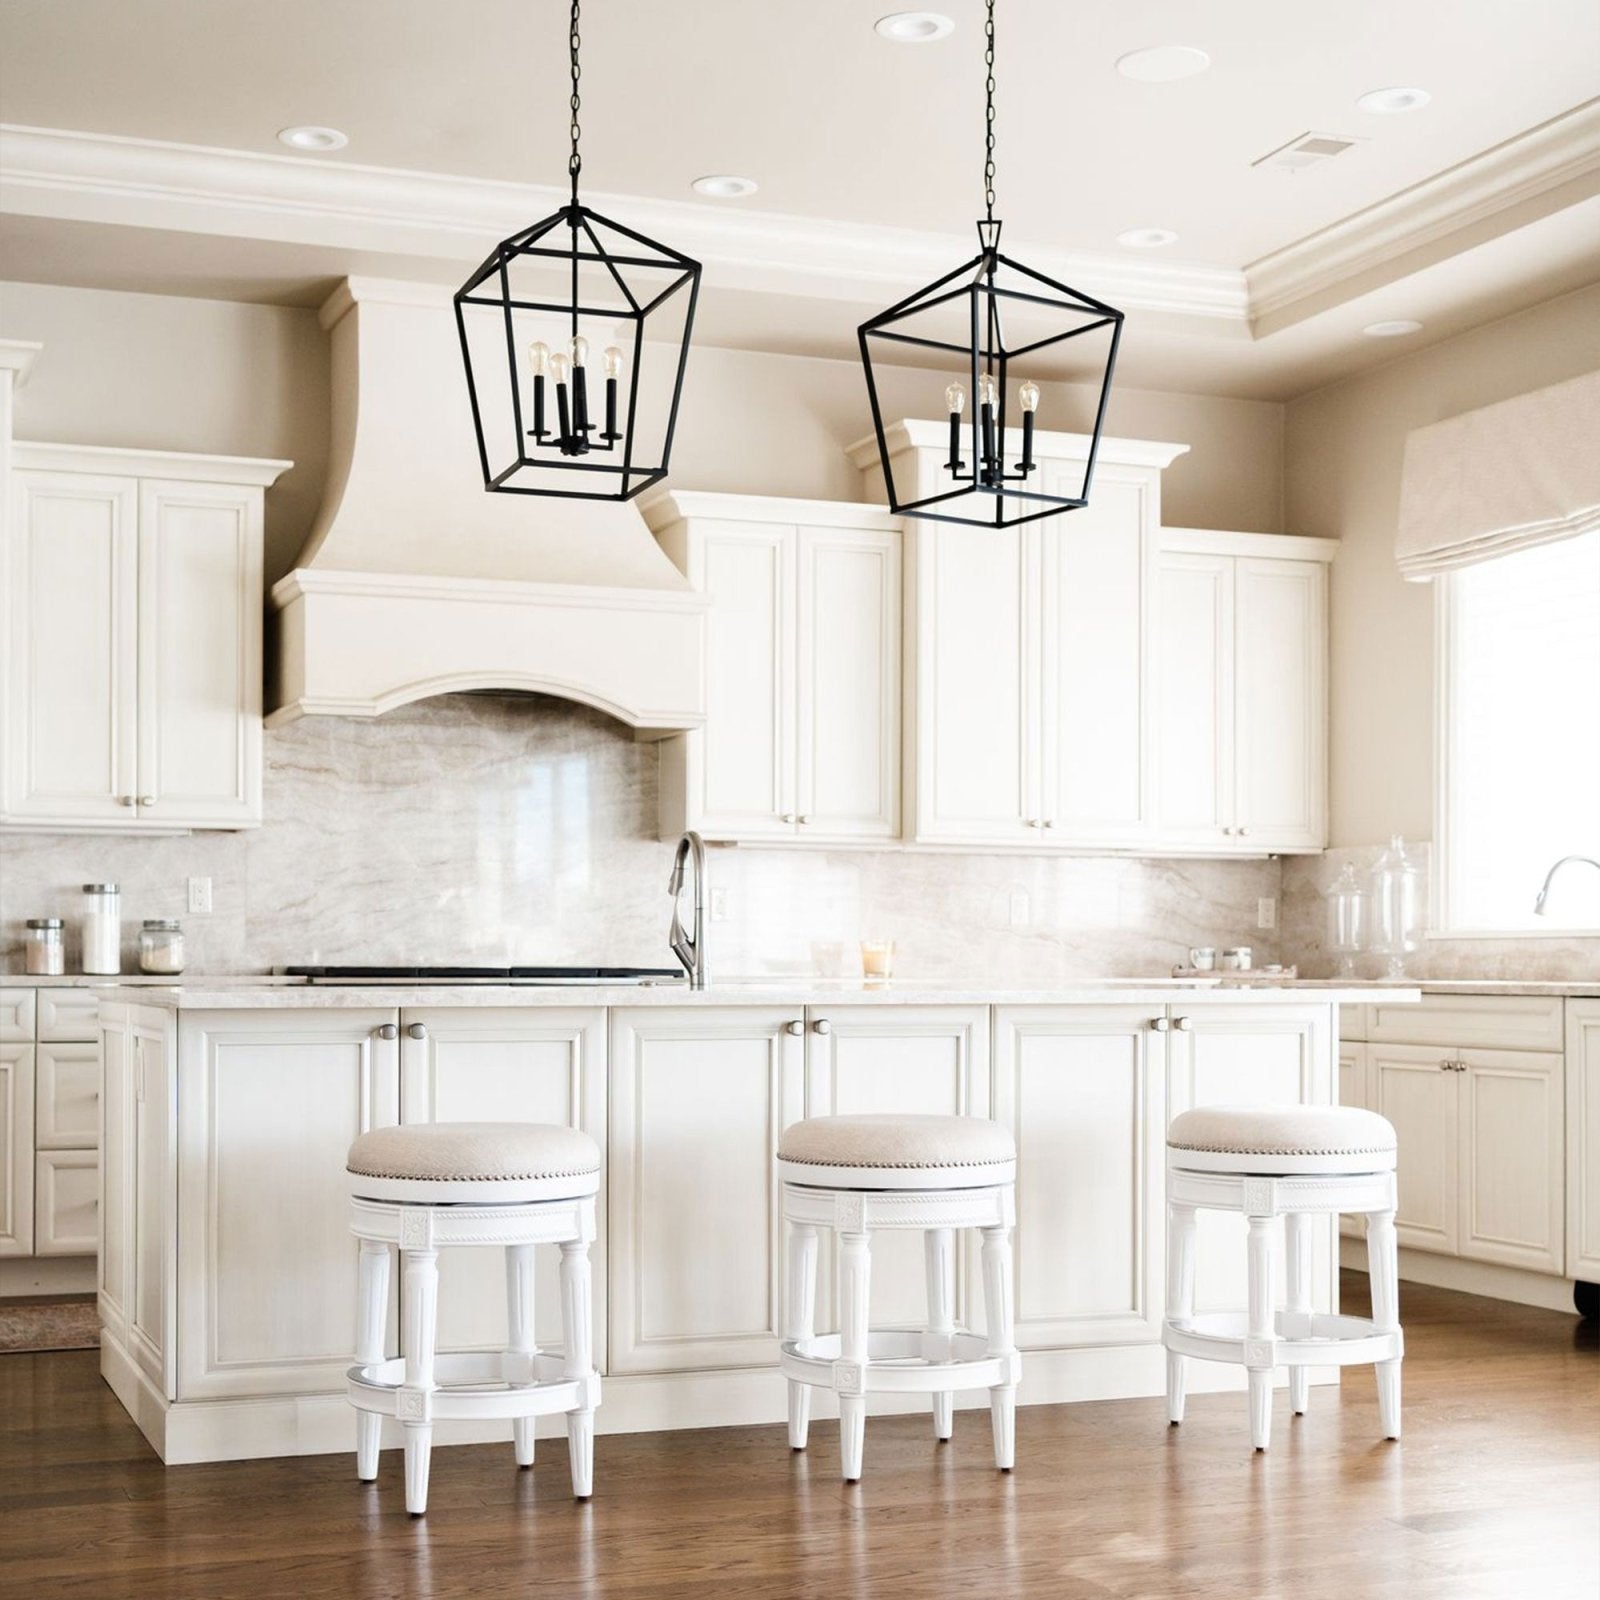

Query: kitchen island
[[96, 979, 1410, 1463]]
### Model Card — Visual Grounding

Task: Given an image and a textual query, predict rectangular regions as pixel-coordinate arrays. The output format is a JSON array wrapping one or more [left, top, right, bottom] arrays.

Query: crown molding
[[0, 123, 1247, 325], [1246, 97, 1600, 332]]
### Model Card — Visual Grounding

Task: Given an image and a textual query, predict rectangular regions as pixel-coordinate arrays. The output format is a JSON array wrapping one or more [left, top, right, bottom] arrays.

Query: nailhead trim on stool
[[1162, 1102, 1404, 1452], [345, 1121, 602, 1515], [777, 1114, 1021, 1482]]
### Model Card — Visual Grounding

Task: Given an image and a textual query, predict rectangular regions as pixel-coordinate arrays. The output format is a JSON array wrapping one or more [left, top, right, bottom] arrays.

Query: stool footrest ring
[[348, 1352, 600, 1422], [781, 1329, 1021, 1395], [1162, 1310, 1403, 1369]]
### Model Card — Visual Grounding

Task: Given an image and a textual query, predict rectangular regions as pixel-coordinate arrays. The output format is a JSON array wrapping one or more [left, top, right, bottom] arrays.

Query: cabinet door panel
[[36, 988, 100, 1042], [806, 1007, 989, 1330], [130, 1026, 174, 1392], [1371, 1045, 1458, 1256], [3, 472, 138, 820], [36, 1040, 101, 1148], [399, 1009, 606, 1364], [0, 1042, 34, 1256], [1154, 551, 1232, 845], [913, 524, 1038, 842], [1168, 1005, 1334, 1315], [1567, 1000, 1600, 1281], [608, 1008, 804, 1373], [795, 527, 900, 839], [1234, 558, 1326, 850], [35, 1147, 98, 1256], [137, 480, 262, 826], [98, 1021, 131, 1333], [1041, 472, 1153, 842], [994, 1007, 1164, 1349], [176, 1011, 400, 1399], [695, 524, 795, 837], [1458, 1048, 1563, 1273]]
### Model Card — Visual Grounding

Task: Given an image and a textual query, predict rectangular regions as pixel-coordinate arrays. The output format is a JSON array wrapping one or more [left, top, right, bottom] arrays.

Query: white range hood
[[268, 277, 706, 734]]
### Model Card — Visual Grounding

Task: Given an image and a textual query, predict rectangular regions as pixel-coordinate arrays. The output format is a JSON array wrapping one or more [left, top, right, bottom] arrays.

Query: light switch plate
[[187, 876, 213, 915], [709, 887, 731, 923], [1257, 897, 1277, 931]]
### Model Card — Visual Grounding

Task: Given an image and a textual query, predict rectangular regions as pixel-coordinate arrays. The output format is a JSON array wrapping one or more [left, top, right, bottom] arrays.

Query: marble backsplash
[[0, 694, 1281, 984], [1279, 845, 1600, 981]]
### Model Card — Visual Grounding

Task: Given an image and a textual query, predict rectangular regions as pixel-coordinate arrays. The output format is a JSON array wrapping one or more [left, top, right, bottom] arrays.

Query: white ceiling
[[1, 0, 1597, 397]]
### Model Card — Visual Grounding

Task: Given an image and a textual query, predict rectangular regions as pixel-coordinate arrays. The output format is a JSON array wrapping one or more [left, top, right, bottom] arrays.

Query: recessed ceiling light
[[1115, 45, 1211, 83], [1356, 86, 1431, 115], [277, 125, 348, 152], [1116, 227, 1178, 249], [1363, 319, 1423, 338], [691, 174, 758, 199], [875, 12, 955, 43]]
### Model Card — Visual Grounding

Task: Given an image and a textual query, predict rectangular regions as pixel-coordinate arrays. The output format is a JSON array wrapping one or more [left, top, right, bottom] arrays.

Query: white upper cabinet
[[646, 492, 901, 843], [1156, 529, 1332, 854], [2, 445, 289, 830], [874, 424, 1186, 849]]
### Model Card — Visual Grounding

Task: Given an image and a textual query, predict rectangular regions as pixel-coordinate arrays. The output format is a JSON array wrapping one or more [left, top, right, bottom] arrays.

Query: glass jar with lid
[[24, 918, 65, 977], [1370, 836, 1421, 979], [1324, 863, 1369, 978], [139, 919, 186, 976], [81, 884, 121, 975]]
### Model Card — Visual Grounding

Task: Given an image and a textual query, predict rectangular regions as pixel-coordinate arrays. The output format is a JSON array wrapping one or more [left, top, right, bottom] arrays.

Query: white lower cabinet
[[993, 1006, 1165, 1350], [35, 1147, 98, 1255], [173, 1009, 399, 1400], [0, 1039, 34, 1256], [1567, 1000, 1600, 1282], [607, 1007, 805, 1373], [1371, 1044, 1460, 1256], [397, 1008, 606, 1364]]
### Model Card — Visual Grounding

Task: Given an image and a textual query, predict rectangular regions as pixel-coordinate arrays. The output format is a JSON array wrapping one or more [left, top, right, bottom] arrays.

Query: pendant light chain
[[568, 0, 583, 202], [982, 0, 997, 224]]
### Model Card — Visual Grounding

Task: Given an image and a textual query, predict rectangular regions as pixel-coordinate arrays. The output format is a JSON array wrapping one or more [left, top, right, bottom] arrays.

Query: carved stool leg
[[355, 1237, 390, 1481], [506, 1242, 538, 1468], [1284, 1211, 1313, 1417], [785, 1220, 819, 1450], [1246, 1215, 1275, 1452], [560, 1236, 596, 1499], [400, 1245, 439, 1515], [1165, 1201, 1197, 1425], [981, 1223, 1017, 1472], [925, 1227, 957, 1442], [1367, 1207, 1403, 1440], [837, 1228, 872, 1482]]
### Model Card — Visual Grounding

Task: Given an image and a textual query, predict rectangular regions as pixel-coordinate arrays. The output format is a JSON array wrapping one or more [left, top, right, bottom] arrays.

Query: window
[[1436, 529, 1600, 933]]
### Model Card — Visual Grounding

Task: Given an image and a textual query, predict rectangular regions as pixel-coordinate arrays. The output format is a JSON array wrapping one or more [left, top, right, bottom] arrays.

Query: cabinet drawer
[[38, 990, 102, 1043], [1368, 993, 1564, 1052], [0, 990, 36, 1043], [1339, 1004, 1369, 1043], [37, 1042, 101, 1149], [35, 1148, 99, 1256]]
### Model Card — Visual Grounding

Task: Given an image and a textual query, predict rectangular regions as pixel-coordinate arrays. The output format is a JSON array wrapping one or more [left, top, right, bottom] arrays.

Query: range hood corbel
[[268, 277, 706, 736]]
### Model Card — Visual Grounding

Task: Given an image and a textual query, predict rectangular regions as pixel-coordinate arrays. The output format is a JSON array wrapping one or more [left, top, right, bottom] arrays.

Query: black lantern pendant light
[[858, 0, 1124, 528], [454, 0, 701, 500]]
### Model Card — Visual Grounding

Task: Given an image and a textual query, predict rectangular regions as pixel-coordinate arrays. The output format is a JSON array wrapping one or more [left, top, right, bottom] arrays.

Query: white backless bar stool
[[345, 1121, 601, 1514], [1163, 1103, 1403, 1451], [776, 1113, 1020, 1482]]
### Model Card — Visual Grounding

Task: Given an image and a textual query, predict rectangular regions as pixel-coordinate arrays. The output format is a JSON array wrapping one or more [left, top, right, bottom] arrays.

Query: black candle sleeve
[[1021, 411, 1035, 475], [605, 376, 619, 442], [947, 409, 964, 474], [555, 381, 573, 454], [571, 367, 591, 453], [980, 402, 996, 484]]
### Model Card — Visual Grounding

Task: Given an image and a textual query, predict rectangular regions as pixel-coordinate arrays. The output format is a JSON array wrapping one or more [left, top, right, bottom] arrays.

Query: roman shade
[[1396, 369, 1600, 580]]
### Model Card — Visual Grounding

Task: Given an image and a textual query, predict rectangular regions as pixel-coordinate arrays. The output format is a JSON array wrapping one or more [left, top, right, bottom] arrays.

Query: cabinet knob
[[1043, 819, 1055, 829], [376, 1024, 398, 1041], [1222, 825, 1235, 836], [813, 1018, 832, 1036], [139, 795, 157, 807], [1237, 827, 1251, 837], [119, 795, 137, 807], [786, 1020, 805, 1037], [797, 815, 810, 825], [1173, 1016, 1193, 1032], [781, 813, 797, 824], [406, 1023, 428, 1041], [1150, 1017, 1171, 1033]]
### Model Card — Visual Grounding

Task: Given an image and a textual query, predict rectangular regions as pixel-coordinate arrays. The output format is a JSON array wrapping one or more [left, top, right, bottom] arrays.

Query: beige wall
[[3, 279, 1286, 588], [1284, 281, 1600, 848]]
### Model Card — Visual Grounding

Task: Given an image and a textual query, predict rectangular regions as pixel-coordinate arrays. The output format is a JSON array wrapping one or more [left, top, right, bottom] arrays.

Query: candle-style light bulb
[[568, 337, 591, 449], [978, 373, 998, 409], [551, 353, 571, 385], [602, 346, 623, 442], [944, 381, 966, 415], [944, 381, 967, 476], [978, 372, 998, 483], [604, 345, 624, 380], [551, 353, 574, 453], [530, 341, 551, 377], [528, 341, 551, 442], [1019, 380, 1040, 476]]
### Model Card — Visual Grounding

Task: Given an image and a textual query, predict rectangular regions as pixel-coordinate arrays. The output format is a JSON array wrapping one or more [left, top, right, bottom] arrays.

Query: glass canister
[[1324, 863, 1369, 978], [139, 919, 186, 976], [1370, 836, 1421, 980], [81, 884, 121, 975], [24, 918, 65, 977]]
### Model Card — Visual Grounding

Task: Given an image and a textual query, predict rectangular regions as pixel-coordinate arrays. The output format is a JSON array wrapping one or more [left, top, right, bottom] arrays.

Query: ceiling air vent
[[1253, 131, 1367, 174]]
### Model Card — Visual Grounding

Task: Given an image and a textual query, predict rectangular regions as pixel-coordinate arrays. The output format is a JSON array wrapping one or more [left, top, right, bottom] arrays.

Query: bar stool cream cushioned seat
[[1163, 1103, 1402, 1452], [346, 1121, 601, 1514], [776, 1113, 1020, 1482]]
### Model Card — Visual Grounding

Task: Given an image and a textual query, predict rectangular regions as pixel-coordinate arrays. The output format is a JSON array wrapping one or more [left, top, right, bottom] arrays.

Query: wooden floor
[[1, 1273, 1595, 1600]]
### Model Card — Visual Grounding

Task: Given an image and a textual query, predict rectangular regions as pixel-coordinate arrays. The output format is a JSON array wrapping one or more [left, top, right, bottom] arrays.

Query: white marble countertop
[[43, 975, 1427, 1010]]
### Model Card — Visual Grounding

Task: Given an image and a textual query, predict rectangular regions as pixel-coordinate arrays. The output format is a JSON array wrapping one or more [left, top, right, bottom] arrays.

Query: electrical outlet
[[187, 876, 213, 916], [710, 887, 731, 923], [1257, 896, 1277, 931]]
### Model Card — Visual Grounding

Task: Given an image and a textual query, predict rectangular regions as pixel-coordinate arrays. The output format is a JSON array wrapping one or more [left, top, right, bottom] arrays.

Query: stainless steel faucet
[[1533, 854, 1600, 915], [668, 830, 708, 989]]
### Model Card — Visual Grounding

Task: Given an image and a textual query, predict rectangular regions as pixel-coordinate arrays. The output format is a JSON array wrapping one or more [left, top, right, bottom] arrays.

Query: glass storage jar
[[81, 884, 121, 975], [24, 918, 65, 976], [1324, 863, 1369, 978], [139, 919, 186, 976], [1370, 836, 1421, 980]]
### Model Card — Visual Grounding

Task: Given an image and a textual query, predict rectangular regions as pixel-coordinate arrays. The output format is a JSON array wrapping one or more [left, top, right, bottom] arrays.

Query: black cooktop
[[283, 965, 686, 985]]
